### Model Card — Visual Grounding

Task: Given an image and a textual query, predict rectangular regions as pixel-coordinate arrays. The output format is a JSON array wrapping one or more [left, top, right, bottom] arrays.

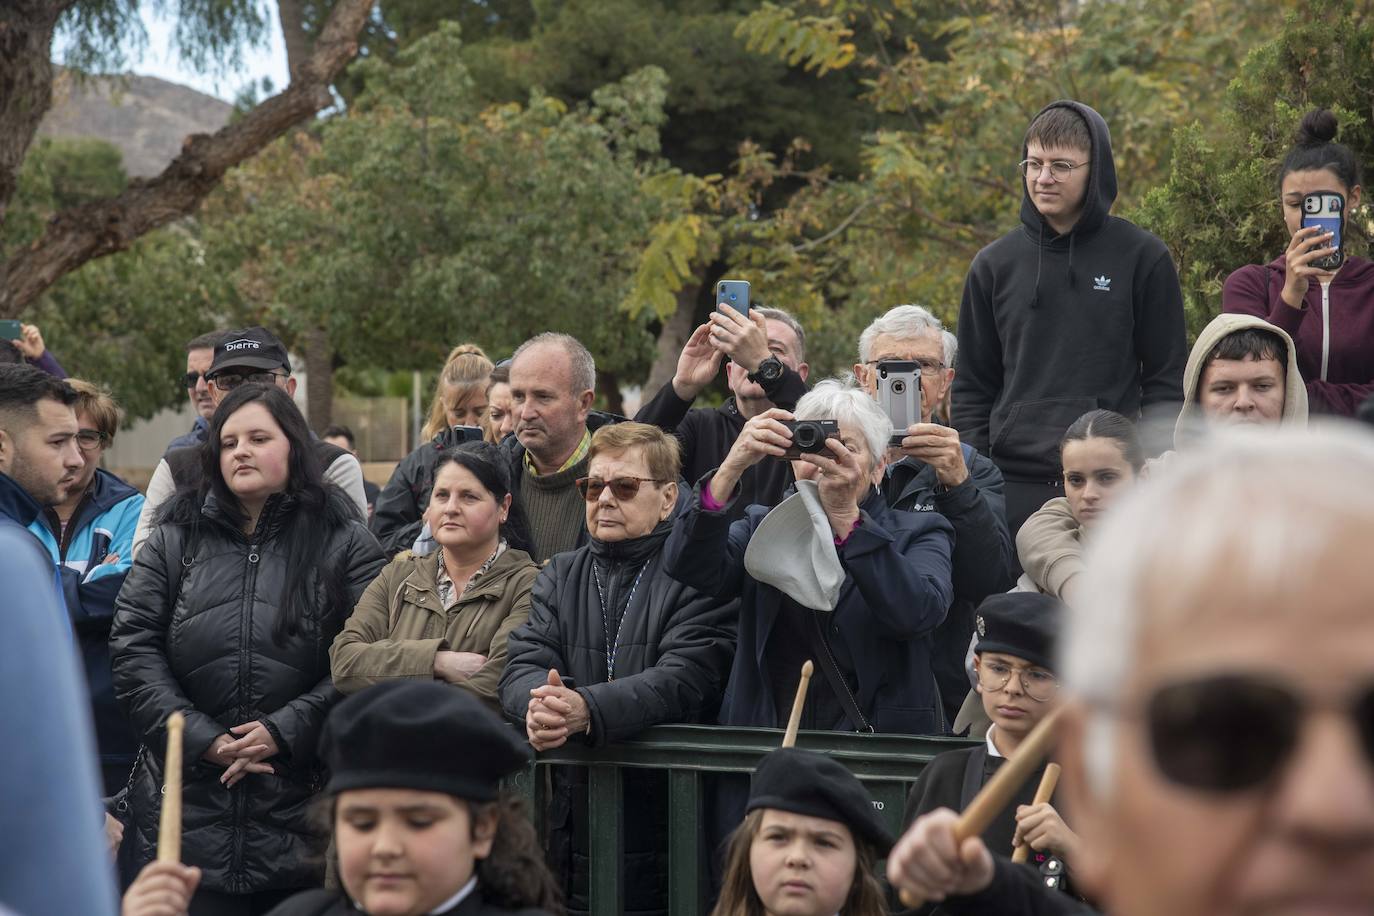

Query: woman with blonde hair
[[374, 344, 496, 556]]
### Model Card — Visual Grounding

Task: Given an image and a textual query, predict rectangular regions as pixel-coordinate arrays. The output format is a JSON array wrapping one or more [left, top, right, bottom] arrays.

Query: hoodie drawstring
[[1031, 221, 1044, 309], [1067, 230, 1077, 288]]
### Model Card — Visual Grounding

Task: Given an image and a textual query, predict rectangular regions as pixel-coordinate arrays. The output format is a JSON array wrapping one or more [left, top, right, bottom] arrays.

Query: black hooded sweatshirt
[[951, 100, 1186, 481]]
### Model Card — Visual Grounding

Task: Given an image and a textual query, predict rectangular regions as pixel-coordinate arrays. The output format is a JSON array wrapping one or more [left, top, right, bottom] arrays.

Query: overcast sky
[[127, 1, 290, 102]]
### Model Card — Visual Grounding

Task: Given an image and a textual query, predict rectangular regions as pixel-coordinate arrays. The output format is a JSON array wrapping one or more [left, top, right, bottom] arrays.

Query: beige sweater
[[330, 546, 538, 710]]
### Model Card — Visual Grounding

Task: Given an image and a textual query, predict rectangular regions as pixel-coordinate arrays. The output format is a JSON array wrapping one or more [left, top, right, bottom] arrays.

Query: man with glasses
[[635, 305, 809, 521], [133, 326, 368, 555], [25, 379, 143, 796], [952, 101, 1186, 541], [855, 304, 1013, 726], [888, 426, 1374, 916], [163, 330, 224, 454]]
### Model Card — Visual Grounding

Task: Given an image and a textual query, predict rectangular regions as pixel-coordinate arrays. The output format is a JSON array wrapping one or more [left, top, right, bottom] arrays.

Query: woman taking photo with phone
[[1223, 108, 1374, 416], [111, 384, 386, 915]]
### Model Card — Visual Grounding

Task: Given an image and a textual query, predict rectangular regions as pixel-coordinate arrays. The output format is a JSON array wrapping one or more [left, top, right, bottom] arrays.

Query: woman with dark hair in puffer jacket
[[111, 384, 386, 916]]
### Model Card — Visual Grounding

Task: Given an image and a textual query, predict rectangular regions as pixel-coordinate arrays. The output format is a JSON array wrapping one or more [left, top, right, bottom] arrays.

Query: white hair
[[1066, 422, 1374, 794], [793, 378, 892, 470], [857, 304, 956, 368]]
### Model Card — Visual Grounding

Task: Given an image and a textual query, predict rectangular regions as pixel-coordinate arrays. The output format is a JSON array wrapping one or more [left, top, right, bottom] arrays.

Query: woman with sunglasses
[[111, 385, 386, 915], [499, 421, 736, 916], [903, 593, 1081, 913], [331, 442, 537, 711], [22, 379, 144, 797], [1013, 409, 1143, 597]]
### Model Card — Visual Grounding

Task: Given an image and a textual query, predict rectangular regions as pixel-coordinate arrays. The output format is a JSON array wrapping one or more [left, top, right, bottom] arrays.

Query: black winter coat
[[110, 491, 386, 894], [498, 511, 737, 916], [665, 478, 955, 735], [884, 446, 1013, 725]]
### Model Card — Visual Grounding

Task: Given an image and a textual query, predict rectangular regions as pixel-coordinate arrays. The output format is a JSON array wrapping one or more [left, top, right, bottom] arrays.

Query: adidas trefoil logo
[[1093, 275, 1112, 292]]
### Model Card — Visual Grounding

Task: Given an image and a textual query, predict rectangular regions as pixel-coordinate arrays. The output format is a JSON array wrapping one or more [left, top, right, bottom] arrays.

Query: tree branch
[[0, 0, 377, 317]]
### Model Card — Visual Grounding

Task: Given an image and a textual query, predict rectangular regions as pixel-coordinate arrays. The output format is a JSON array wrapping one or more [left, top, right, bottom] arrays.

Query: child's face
[[975, 651, 1060, 738], [336, 788, 497, 916], [749, 809, 857, 916]]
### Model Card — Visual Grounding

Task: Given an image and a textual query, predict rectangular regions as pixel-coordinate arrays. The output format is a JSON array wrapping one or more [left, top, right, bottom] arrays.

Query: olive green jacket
[[330, 546, 538, 709]]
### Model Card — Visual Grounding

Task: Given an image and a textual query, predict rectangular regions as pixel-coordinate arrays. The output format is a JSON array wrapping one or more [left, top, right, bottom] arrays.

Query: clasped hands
[[526, 669, 591, 752], [201, 720, 280, 788]]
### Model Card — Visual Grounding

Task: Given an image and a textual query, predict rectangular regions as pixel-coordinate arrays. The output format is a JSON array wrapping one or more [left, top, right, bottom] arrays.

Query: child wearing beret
[[903, 593, 1079, 910], [711, 747, 891, 916]]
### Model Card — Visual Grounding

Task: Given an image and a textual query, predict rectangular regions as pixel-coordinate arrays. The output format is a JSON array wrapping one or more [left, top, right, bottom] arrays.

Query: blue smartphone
[[0, 319, 21, 341], [715, 279, 750, 315], [1301, 191, 1345, 271]]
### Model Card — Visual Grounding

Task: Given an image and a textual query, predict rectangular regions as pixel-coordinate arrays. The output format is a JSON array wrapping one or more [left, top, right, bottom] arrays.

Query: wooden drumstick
[[897, 706, 1064, 908], [157, 711, 185, 863], [781, 660, 814, 748], [1010, 762, 1061, 864]]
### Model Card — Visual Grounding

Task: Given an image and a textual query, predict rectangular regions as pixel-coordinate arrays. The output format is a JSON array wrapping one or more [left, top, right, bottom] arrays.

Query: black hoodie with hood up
[[951, 100, 1186, 481]]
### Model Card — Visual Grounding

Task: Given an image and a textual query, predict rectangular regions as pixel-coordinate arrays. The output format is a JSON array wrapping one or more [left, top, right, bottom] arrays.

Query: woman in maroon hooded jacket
[[1223, 109, 1374, 416]]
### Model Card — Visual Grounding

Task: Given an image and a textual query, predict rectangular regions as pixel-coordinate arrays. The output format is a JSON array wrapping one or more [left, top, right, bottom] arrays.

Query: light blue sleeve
[[84, 492, 144, 582], [0, 527, 118, 916]]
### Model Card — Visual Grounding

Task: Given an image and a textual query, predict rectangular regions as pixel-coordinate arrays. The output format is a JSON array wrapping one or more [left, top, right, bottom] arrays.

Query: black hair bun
[[1298, 109, 1340, 146]]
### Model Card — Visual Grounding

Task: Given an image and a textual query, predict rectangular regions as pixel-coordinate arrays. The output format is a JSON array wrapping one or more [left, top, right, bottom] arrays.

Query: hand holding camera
[[710, 408, 797, 506], [899, 423, 969, 489]]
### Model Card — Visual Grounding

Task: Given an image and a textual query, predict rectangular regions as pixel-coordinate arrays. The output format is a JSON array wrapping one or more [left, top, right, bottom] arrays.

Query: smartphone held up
[[715, 279, 750, 315], [1301, 191, 1345, 271], [876, 360, 923, 445]]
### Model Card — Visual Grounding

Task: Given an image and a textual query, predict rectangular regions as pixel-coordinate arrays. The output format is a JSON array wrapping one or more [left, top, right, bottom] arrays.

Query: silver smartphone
[[876, 360, 921, 445]]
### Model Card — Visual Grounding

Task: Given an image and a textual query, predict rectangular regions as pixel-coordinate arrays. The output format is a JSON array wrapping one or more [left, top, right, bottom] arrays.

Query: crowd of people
[[1, 98, 1373, 916]]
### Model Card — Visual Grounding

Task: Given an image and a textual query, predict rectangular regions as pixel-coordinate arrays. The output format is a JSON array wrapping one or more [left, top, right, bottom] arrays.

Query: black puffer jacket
[[498, 509, 737, 916], [110, 491, 385, 894]]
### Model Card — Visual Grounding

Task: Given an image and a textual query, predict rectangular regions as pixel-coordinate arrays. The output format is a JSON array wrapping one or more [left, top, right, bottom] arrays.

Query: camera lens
[[794, 424, 817, 448]]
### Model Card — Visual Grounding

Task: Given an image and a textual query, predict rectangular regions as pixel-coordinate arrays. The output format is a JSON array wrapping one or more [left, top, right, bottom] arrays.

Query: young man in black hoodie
[[952, 101, 1186, 538]]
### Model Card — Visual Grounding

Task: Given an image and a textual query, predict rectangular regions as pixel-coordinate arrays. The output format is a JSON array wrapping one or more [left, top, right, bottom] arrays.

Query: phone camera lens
[[892, 380, 906, 394]]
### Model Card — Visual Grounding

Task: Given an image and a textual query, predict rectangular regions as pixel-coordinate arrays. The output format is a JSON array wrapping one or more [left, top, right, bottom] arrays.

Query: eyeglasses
[[76, 429, 109, 452], [182, 371, 208, 389], [977, 659, 1059, 703], [866, 358, 946, 378], [1128, 674, 1374, 793], [574, 476, 668, 502], [209, 370, 287, 391], [1018, 158, 1088, 182]]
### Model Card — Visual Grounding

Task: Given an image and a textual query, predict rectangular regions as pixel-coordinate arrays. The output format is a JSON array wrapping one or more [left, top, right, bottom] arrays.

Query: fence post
[[588, 764, 625, 916], [668, 769, 703, 916]]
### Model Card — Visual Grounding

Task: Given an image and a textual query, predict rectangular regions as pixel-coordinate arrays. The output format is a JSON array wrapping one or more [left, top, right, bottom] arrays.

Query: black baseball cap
[[208, 326, 292, 377]]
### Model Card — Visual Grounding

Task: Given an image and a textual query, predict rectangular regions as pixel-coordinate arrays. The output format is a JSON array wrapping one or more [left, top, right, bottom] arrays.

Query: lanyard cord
[[593, 560, 648, 681]]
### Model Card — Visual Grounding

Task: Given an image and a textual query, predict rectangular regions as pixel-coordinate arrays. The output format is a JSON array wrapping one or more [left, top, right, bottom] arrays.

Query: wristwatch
[[747, 356, 784, 385]]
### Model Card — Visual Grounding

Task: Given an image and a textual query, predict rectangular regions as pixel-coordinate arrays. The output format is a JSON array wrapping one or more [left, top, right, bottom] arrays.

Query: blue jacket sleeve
[[0, 528, 117, 916], [933, 449, 1013, 603], [840, 508, 954, 640], [661, 475, 755, 601]]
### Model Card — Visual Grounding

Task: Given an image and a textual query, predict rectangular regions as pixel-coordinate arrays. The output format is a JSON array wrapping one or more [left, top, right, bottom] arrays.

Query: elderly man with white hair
[[854, 304, 1014, 725], [886, 424, 1374, 916]]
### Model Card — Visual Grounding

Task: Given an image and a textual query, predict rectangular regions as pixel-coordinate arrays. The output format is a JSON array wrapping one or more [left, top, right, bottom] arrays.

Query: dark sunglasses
[[182, 371, 207, 388], [574, 476, 667, 502], [1141, 674, 1374, 792], [209, 370, 286, 391]]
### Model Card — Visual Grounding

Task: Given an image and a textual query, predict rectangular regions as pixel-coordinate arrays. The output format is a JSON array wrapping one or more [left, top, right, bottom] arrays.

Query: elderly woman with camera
[[665, 378, 955, 737]]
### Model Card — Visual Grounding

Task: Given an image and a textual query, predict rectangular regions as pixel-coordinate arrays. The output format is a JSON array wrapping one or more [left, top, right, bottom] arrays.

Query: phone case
[[715, 279, 751, 314], [1301, 191, 1345, 271], [876, 361, 921, 444]]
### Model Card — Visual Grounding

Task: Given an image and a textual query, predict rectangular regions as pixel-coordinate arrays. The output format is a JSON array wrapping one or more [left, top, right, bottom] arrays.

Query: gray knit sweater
[[520, 455, 590, 564]]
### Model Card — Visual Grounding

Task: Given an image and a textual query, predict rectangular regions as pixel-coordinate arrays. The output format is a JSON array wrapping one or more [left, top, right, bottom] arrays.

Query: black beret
[[974, 592, 1062, 672], [319, 681, 531, 801], [746, 748, 893, 853]]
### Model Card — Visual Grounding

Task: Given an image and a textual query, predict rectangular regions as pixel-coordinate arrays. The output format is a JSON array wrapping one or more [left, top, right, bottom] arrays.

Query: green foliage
[[734, 2, 857, 75], [1135, 0, 1374, 336], [201, 24, 668, 385], [57, 0, 271, 77]]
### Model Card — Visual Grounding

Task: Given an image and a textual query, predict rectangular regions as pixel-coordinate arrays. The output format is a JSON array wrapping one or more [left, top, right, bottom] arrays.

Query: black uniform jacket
[[264, 886, 553, 916]]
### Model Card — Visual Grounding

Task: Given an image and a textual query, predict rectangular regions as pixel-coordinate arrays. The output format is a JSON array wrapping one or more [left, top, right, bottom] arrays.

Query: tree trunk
[[303, 325, 334, 430], [0, 2, 67, 230], [643, 281, 702, 396], [0, 0, 378, 318], [277, 0, 314, 78], [599, 371, 625, 417]]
